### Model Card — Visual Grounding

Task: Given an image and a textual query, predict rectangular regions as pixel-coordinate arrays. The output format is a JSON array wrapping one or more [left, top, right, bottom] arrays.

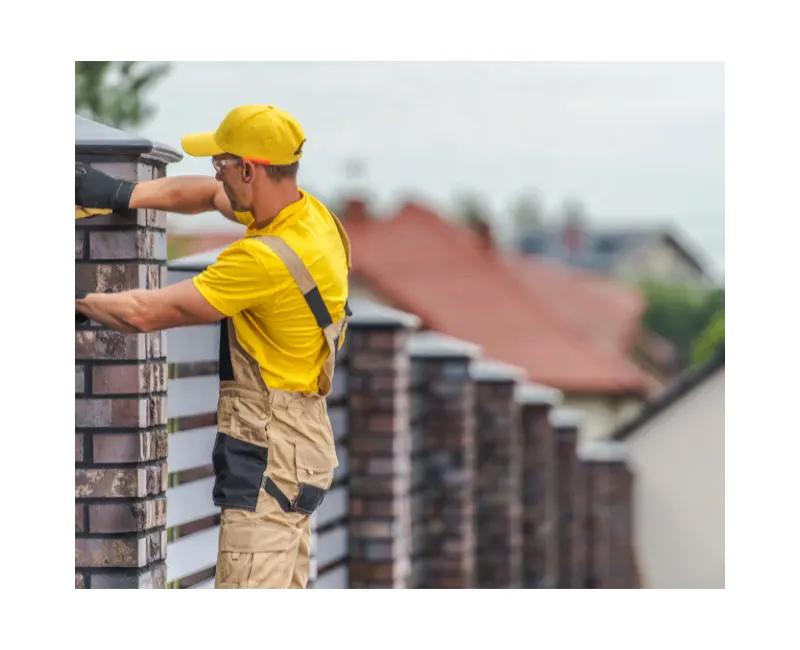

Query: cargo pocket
[[292, 443, 338, 515], [215, 520, 298, 589], [263, 438, 337, 516], [211, 432, 268, 511]]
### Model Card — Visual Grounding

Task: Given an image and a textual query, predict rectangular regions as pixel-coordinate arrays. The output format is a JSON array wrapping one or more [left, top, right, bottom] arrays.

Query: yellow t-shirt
[[192, 190, 349, 393]]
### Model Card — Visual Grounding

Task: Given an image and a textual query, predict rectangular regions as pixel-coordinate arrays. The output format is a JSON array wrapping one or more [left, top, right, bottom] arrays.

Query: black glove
[[75, 163, 136, 212], [76, 288, 90, 325]]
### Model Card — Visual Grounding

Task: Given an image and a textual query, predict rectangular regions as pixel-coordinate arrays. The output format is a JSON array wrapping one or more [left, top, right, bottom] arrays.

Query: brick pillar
[[75, 138, 180, 588], [577, 442, 637, 588], [471, 359, 525, 588], [408, 332, 480, 588], [346, 302, 419, 588], [516, 382, 562, 588], [550, 407, 586, 589]]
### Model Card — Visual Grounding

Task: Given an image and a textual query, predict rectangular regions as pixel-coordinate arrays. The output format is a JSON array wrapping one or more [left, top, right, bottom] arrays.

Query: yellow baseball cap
[[181, 105, 306, 166]]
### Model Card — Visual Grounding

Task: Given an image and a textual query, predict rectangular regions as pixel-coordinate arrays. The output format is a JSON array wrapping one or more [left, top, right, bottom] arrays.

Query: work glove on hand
[[76, 288, 90, 325], [75, 163, 136, 213]]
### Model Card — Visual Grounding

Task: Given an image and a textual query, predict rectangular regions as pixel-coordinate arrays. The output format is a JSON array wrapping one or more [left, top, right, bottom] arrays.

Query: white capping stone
[[515, 382, 563, 406], [576, 440, 629, 463], [348, 298, 421, 329], [549, 407, 584, 429], [470, 358, 527, 383], [169, 246, 227, 270], [407, 331, 482, 359]]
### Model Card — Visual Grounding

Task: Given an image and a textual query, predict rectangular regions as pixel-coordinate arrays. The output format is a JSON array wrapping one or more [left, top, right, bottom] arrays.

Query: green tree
[[641, 281, 724, 368], [691, 309, 724, 368], [76, 61, 170, 129]]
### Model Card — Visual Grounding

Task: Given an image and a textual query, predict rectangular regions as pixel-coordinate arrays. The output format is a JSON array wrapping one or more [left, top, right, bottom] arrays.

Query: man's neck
[[250, 185, 302, 230]]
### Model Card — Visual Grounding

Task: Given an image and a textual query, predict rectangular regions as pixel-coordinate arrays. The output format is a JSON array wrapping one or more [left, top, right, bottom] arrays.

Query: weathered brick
[[74, 263, 159, 293], [76, 504, 85, 532], [76, 330, 147, 361], [88, 497, 167, 533], [75, 398, 148, 428], [75, 536, 146, 568], [75, 231, 85, 260], [146, 463, 168, 495], [75, 365, 85, 394], [75, 434, 84, 463], [93, 430, 168, 463], [90, 563, 166, 589], [92, 363, 166, 395], [75, 468, 145, 498], [89, 229, 167, 261], [75, 573, 85, 589]]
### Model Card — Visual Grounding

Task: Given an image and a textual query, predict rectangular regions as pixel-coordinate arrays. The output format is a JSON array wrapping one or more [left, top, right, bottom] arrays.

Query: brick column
[[550, 407, 586, 589], [408, 332, 480, 589], [577, 442, 637, 588], [471, 359, 525, 588], [346, 301, 419, 588], [75, 144, 179, 587], [516, 382, 562, 588]]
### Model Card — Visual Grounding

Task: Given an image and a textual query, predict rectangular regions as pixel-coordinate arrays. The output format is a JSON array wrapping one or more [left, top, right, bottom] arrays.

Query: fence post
[[75, 115, 181, 588], [550, 407, 587, 589], [577, 441, 637, 588], [346, 301, 420, 588], [471, 359, 526, 588], [407, 332, 481, 588], [516, 382, 563, 588]]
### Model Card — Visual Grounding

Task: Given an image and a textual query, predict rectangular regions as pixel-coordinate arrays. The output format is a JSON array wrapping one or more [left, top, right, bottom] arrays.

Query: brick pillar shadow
[[516, 382, 562, 588], [471, 359, 525, 588], [346, 302, 419, 588], [408, 332, 479, 588], [578, 441, 637, 588], [550, 407, 586, 589]]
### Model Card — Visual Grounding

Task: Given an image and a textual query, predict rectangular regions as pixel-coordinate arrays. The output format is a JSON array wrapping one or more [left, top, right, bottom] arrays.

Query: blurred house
[[518, 223, 712, 289], [611, 345, 725, 588], [339, 198, 673, 442]]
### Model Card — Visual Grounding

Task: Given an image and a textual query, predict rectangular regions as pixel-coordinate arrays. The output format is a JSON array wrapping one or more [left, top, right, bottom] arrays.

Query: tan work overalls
[[211, 213, 351, 589]]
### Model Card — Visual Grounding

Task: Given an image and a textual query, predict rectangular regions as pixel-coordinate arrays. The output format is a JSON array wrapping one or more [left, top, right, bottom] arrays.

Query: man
[[75, 105, 351, 589]]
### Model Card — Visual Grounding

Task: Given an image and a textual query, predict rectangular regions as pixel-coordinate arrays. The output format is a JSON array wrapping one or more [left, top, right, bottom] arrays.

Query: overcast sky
[[137, 62, 724, 275]]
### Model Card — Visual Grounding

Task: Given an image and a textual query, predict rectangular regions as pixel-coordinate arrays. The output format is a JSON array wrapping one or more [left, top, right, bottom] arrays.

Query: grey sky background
[[137, 61, 724, 276]]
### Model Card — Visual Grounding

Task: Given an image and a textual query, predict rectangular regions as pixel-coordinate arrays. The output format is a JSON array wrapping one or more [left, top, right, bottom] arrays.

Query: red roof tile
[[344, 201, 649, 395]]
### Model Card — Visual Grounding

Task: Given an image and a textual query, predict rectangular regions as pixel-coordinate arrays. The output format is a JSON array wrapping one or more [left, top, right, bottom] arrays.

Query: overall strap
[[253, 235, 349, 396]]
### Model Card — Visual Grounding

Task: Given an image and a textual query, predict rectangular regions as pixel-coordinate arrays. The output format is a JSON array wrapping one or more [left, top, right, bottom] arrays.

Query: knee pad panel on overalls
[[215, 515, 298, 589]]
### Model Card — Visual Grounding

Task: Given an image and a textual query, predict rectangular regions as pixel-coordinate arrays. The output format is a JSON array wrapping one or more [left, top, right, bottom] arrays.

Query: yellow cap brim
[[181, 132, 225, 157]]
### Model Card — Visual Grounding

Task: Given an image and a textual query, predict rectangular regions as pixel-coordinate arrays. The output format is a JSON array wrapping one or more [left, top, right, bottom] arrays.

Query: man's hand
[[75, 163, 137, 212], [76, 288, 90, 325]]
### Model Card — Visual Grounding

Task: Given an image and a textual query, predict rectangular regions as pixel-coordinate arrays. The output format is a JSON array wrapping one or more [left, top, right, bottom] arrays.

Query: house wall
[[614, 238, 708, 288], [626, 368, 725, 588], [563, 395, 644, 443]]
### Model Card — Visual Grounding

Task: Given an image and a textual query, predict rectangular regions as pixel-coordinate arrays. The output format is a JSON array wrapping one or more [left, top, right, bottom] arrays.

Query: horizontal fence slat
[[316, 485, 348, 528], [317, 527, 348, 568], [166, 477, 218, 528], [329, 369, 347, 400], [191, 577, 215, 589], [166, 325, 220, 364], [315, 565, 348, 589], [168, 427, 217, 474], [167, 269, 202, 286], [168, 375, 220, 419], [167, 526, 219, 583], [329, 406, 347, 439]]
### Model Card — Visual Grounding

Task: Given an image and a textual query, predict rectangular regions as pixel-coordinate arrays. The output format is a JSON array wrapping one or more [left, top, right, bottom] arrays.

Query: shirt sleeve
[[192, 241, 278, 317]]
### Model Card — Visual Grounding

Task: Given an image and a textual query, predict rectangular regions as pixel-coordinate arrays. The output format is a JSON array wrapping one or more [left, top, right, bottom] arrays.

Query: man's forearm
[[129, 175, 220, 214], [76, 291, 149, 333]]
